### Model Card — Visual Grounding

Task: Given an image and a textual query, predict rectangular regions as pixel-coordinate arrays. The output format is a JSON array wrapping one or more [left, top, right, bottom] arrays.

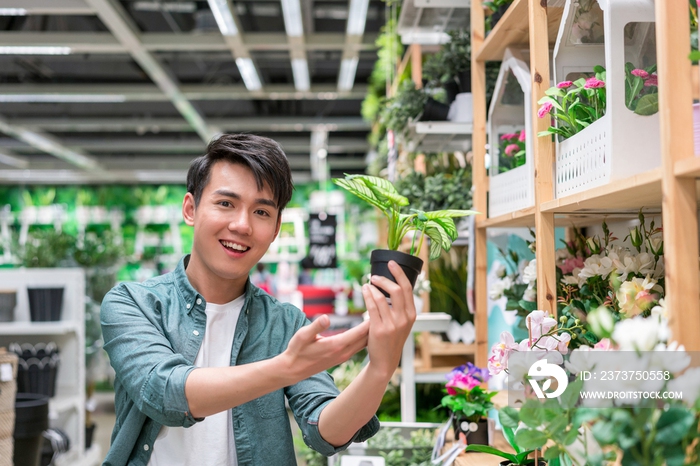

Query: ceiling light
[[0, 8, 27, 15], [0, 94, 126, 103], [235, 58, 262, 91], [346, 0, 370, 35], [281, 0, 303, 37], [207, 0, 238, 36], [338, 58, 358, 91], [134, 2, 196, 13], [0, 46, 71, 55], [291, 58, 310, 92]]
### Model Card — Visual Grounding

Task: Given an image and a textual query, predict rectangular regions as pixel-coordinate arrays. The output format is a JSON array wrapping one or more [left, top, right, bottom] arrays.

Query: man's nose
[[228, 211, 253, 235]]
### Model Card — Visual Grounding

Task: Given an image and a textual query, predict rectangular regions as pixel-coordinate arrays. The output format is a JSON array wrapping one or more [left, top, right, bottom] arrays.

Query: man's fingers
[[362, 283, 382, 324], [299, 314, 330, 341]]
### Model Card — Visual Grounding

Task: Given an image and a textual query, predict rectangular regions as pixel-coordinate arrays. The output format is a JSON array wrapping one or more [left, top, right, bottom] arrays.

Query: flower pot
[[27, 288, 64, 322], [457, 69, 471, 94], [448, 93, 474, 123], [370, 250, 424, 297], [420, 98, 450, 122], [14, 393, 49, 466], [453, 417, 489, 446], [85, 422, 96, 450], [11, 343, 60, 398], [0, 290, 16, 322], [444, 79, 460, 104]]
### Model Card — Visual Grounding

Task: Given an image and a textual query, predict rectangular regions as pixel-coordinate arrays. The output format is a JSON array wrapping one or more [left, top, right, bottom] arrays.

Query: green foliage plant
[[21, 229, 76, 268], [441, 29, 471, 81], [333, 174, 476, 261], [379, 80, 427, 136], [624, 63, 658, 115]]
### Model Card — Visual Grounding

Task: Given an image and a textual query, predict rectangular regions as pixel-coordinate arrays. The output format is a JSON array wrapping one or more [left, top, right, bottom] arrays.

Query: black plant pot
[[453, 417, 489, 447], [443, 79, 460, 104], [85, 422, 96, 450], [12, 343, 60, 398], [27, 288, 64, 322], [457, 69, 471, 94], [370, 250, 424, 297], [14, 393, 49, 466], [420, 98, 450, 122], [490, 3, 510, 29], [0, 290, 16, 322]]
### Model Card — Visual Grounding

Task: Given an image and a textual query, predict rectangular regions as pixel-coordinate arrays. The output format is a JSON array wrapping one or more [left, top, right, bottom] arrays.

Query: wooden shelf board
[[478, 206, 536, 228], [540, 168, 663, 213], [0, 321, 79, 336], [675, 156, 700, 177], [476, 0, 563, 62]]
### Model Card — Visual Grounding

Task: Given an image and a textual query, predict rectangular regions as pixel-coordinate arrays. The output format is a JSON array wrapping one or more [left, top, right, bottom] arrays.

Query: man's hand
[[362, 260, 418, 379], [280, 315, 370, 380]]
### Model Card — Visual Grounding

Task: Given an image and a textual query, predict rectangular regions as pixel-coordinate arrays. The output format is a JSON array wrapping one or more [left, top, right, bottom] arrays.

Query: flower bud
[[629, 226, 643, 249], [586, 237, 601, 255], [648, 236, 664, 256], [588, 306, 615, 339]]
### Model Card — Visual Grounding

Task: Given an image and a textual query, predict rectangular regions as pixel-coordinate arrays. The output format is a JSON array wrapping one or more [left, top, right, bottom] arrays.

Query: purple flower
[[505, 144, 520, 157], [584, 77, 606, 89], [556, 81, 573, 89], [537, 101, 553, 118], [631, 69, 649, 79]]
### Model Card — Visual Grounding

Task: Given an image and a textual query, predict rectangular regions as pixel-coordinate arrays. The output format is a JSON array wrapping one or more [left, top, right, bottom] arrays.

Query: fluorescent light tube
[[291, 58, 310, 91], [0, 8, 27, 15], [281, 0, 303, 37], [0, 46, 71, 55], [207, 0, 238, 36], [338, 58, 358, 91], [235, 57, 262, 91], [0, 94, 126, 103], [346, 0, 369, 35]]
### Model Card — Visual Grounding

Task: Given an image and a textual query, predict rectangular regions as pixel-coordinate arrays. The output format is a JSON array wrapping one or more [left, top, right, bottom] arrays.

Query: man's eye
[[220, 201, 232, 207], [255, 209, 271, 217]]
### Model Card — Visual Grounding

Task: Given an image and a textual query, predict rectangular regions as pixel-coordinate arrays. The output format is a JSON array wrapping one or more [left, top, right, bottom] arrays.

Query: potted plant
[[440, 362, 496, 446], [484, 0, 514, 33], [379, 80, 428, 136], [333, 174, 476, 294]]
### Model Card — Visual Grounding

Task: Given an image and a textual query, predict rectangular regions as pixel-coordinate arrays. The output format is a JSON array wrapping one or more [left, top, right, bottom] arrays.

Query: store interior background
[[0, 1, 503, 464]]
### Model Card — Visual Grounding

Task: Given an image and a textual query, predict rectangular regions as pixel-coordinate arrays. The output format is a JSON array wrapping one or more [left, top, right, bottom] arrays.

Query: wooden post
[[656, 0, 700, 350], [472, 0, 488, 368], [528, 0, 557, 316]]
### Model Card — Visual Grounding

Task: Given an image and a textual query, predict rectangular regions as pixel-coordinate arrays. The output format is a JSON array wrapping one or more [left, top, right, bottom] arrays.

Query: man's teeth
[[221, 240, 249, 251]]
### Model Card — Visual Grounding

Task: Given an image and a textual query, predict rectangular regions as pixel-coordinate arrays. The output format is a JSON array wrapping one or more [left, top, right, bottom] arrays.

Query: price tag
[[0, 363, 12, 382]]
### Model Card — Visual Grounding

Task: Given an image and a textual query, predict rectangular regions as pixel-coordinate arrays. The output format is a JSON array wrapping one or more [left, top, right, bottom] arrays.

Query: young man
[[101, 134, 417, 466]]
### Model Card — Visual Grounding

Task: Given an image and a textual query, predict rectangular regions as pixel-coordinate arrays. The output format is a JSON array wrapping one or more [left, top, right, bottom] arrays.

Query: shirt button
[[186, 303, 191, 309], [196, 298, 202, 305], [143, 444, 149, 451], [193, 330, 200, 336]]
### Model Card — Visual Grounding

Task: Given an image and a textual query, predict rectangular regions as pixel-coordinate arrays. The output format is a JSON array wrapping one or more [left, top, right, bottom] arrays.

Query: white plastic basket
[[487, 48, 535, 217], [552, 0, 660, 198]]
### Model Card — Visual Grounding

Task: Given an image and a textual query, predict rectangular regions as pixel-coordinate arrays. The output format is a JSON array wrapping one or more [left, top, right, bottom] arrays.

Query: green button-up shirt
[[101, 255, 379, 466]]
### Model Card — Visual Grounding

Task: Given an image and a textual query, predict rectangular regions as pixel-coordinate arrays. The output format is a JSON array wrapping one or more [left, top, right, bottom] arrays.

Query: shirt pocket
[[255, 389, 287, 419]]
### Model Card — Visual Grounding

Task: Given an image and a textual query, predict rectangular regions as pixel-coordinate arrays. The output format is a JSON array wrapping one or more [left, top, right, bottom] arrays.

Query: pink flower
[[527, 311, 558, 339], [538, 102, 554, 118], [556, 81, 573, 89], [488, 355, 505, 375], [644, 74, 658, 87], [584, 77, 606, 89], [518, 130, 526, 142], [631, 69, 649, 79], [446, 372, 481, 392], [593, 338, 613, 350], [500, 133, 516, 141], [505, 144, 520, 157], [560, 256, 585, 274]]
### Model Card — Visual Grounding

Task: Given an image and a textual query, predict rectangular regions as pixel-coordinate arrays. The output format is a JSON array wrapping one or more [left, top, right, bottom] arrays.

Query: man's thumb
[[304, 315, 330, 338]]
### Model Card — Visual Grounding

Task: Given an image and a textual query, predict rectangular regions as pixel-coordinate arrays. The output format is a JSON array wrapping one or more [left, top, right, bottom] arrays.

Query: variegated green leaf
[[357, 176, 409, 206], [431, 217, 458, 241], [333, 178, 388, 211], [423, 209, 478, 219], [424, 220, 453, 260]]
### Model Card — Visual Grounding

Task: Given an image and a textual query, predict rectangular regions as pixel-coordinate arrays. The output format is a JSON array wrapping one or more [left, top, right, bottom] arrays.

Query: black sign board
[[307, 213, 337, 268]]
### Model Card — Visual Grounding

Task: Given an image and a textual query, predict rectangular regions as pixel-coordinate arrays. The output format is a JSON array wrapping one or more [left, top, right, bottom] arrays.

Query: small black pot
[[85, 422, 96, 450], [420, 98, 450, 122], [14, 393, 50, 466], [370, 250, 424, 297], [453, 417, 489, 447], [0, 290, 16, 322], [443, 79, 460, 104], [457, 70, 471, 94], [27, 288, 64, 322], [490, 3, 510, 29]]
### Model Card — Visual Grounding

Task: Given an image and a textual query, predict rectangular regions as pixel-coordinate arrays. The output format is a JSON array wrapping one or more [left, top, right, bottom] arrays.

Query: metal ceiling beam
[[0, 114, 103, 171], [83, 0, 217, 142], [0, 32, 378, 53], [0, 84, 367, 101], [0, 0, 93, 15], [0, 150, 30, 169], [10, 117, 370, 133], [339, 0, 370, 91]]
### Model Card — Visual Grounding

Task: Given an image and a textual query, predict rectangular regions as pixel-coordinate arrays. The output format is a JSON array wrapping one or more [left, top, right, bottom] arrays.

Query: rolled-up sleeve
[[101, 284, 201, 427]]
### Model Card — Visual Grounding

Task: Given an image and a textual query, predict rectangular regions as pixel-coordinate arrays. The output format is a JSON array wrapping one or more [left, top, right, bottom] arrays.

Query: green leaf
[[563, 426, 580, 446], [546, 415, 570, 436], [689, 50, 700, 61], [519, 399, 545, 428], [499, 406, 520, 429], [545, 87, 566, 97], [634, 93, 659, 116], [544, 446, 562, 460], [655, 406, 695, 445], [333, 177, 388, 212], [663, 444, 687, 466], [518, 299, 537, 312], [424, 209, 478, 219], [591, 419, 622, 445], [560, 378, 583, 410], [514, 429, 548, 450], [464, 445, 516, 462]]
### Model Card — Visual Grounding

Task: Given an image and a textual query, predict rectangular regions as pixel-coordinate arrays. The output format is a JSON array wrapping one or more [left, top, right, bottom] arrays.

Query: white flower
[[523, 285, 536, 302], [651, 298, 667, 320], [561, 274, 579, 286], [489, 276, 512, 300], [612, 316, 663, 351], [522, 259, 537, 284], [577, 255, 614, 286], [650, 340, 690, 374], [495, 263, 507, 278], [668, 367, 700, 407], [616, 276, 662, 316]]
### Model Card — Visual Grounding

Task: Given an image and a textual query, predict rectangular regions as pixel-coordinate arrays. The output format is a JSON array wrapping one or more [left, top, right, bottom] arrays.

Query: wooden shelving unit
[[470, 0, 700, 367]]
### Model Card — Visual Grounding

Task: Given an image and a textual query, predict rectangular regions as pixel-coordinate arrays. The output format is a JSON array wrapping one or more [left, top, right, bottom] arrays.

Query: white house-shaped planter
[[553, 0, 659, 198], [488, 48, 535, 218]]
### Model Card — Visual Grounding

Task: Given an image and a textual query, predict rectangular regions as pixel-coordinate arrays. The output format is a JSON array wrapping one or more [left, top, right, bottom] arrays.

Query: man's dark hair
[[187, 133, 294, 212]]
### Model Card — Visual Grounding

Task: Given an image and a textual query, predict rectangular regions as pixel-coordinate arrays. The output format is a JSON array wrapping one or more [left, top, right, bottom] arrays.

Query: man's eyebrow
[[212, 189, 277, 209]]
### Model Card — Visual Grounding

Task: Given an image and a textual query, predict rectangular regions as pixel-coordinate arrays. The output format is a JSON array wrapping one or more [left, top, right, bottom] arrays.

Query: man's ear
[[274, 213, 282, 237], [182, 192, 196, 226]]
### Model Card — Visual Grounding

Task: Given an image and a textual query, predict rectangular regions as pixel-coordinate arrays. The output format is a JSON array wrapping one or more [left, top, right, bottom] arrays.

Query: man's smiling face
[[183, 160, 281, 292]]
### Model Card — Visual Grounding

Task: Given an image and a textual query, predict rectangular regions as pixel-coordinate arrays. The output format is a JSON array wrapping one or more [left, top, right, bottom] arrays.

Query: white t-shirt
[[148, 294, 245, 466]]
